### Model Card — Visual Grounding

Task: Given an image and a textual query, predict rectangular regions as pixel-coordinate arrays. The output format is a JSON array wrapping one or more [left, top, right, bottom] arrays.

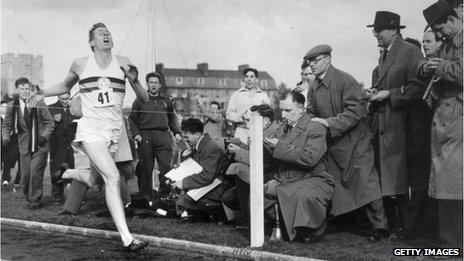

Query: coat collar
[[237, 85, 263, 93], [313, 65, 335, 90]]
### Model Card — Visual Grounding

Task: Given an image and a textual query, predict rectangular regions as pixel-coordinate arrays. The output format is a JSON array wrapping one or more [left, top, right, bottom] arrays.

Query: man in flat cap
[[226, 67, 270, 143], [418, 0, 462, 247], [366, 11, 431, 240], [304, 44, 389, 241]]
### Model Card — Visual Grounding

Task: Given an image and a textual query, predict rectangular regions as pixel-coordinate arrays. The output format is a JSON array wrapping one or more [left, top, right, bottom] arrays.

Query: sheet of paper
[[165, 158, 203, 181], [187, 178, 222, 201]]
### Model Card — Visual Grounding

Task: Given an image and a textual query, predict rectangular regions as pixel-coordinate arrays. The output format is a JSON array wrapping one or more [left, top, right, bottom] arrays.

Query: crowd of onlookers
[[1, 0, 462, 249]]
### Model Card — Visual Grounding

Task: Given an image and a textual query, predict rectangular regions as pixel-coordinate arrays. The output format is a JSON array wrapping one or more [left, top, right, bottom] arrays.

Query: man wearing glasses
[[366, 11, 430, 240], [304, 44, 389, 241]]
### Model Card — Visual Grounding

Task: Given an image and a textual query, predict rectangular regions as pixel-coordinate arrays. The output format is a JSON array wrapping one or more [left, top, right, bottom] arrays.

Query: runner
[[27, 23, 149, 252]]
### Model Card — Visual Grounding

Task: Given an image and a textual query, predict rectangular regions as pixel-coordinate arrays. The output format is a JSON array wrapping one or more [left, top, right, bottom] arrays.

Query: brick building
[[1, 53, 44, 100], [155, 63, 278, 115]]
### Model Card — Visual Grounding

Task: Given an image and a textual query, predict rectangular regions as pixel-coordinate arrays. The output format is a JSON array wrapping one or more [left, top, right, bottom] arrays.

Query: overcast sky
[[1, 0, 436, 104]]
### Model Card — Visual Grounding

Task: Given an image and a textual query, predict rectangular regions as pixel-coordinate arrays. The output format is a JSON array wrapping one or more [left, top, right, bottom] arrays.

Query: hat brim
[[367, 24, 406, 29]]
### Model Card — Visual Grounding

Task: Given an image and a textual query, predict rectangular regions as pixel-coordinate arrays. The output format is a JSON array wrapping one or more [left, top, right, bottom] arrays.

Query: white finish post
[[250, 112, 264, 247]]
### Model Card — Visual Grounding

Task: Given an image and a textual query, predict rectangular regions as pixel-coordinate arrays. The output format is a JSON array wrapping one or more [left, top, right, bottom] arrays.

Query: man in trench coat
[[264, 90, 334, 242], [304, 44, 389, 240], [366, 11, 430, 239], [418, 0, 462, 247]]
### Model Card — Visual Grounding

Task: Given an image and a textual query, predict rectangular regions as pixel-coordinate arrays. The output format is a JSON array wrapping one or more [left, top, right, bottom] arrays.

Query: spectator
[[294, 62, 315, 107], [48, 92, 77, 205], [263, 90, 334, 242], [174, 118, 225, 222], [366, 11, 430, 240], [1, 100, 21, 188], [226, 68, 270, 143], [2, 78, 54, 209], [422, 30, 443, 58], [128, 72, 182, 206], [194, 95, 223, 144], [419, 0, 463, 247], [304, 44, 389, 241]]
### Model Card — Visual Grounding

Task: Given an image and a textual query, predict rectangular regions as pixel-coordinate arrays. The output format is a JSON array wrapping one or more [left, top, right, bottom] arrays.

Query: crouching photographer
[[170, 118, 227, 222]]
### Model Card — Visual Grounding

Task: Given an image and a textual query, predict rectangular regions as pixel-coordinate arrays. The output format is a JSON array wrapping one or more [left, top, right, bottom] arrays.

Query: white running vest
[[78, 55, 125, 128]]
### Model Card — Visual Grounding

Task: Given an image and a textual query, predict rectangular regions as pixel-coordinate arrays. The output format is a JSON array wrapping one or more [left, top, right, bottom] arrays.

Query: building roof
[[159, 65, 276, 90]]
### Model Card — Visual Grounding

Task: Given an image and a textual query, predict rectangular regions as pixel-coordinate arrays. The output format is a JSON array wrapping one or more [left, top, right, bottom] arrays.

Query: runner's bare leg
[[82, 141, 133, 246]]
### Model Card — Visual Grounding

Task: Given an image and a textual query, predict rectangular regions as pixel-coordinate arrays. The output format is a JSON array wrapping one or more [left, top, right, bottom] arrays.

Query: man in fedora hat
[[418, 0, 462, 248], [366, 11, 431, 240], [303, 44, 389, 241]]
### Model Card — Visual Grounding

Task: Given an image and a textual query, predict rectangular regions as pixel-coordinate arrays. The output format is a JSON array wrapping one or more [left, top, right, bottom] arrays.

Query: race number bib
[[94, 77, 115, 107]]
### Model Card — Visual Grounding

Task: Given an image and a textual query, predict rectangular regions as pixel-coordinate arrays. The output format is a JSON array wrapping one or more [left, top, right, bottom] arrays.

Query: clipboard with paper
[[165, 158, 222, 201]]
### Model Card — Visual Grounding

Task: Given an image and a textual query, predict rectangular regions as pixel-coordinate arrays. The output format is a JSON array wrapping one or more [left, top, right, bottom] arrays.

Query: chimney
[[156, 63, 164, 74], [197, 63, 208, 75], [238, 64, 249, 73]]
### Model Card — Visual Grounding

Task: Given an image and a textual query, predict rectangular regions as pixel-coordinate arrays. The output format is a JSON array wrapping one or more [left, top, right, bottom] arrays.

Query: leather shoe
[[124, 239, 149, 253], [369, 228, 390, 242], [53, 163, 70, 182]]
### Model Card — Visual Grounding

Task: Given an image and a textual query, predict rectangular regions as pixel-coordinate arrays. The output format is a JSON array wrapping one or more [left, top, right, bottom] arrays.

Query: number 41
[[98, 92, 110, 104]]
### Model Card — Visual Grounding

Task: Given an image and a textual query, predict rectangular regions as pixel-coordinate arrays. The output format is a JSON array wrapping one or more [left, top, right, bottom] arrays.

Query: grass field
[[0, 164, 445, 260]]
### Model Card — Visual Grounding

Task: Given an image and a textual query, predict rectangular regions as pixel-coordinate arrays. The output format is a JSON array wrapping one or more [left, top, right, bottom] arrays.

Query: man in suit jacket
[[264, 90, 334, 243], [2, 78, 54, 208], [366, 11, 430, 239], [48, 92, 77, 205], [174, 118, 225, 221]]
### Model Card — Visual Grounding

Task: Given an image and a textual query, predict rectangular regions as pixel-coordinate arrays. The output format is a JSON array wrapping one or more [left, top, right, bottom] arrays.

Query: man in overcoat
[[366, 11, 430, 239], [418, 0, 462, 247], [264, 90, 334, 242], [304, 44, 389, 240]]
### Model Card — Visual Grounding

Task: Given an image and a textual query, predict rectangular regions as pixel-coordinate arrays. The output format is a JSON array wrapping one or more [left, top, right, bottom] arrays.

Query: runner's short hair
[[88, 22, 107, 51]]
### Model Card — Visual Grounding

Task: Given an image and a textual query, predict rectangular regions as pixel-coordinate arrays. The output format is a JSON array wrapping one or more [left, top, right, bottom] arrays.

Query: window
[[197, 77, 205, 85], [176, 77, 183, 85], [219, 78, 227, 85], [260, 80, 268, 87]]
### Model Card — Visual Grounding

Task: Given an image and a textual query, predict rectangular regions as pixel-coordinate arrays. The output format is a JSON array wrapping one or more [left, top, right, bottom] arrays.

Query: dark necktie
[[24, 103, 30, 127], [382, 49, 388, 62]]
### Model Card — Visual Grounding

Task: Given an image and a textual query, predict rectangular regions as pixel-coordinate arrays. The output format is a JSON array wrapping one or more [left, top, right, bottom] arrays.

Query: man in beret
[[418, 0, 462, 247], [304, 44, 389, 241], [366, 11, 430, 240], [226, 67, 270, 143]]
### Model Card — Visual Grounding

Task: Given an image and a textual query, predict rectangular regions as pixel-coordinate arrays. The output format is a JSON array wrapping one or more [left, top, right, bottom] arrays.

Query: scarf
[[12, 98, 39, 153]]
